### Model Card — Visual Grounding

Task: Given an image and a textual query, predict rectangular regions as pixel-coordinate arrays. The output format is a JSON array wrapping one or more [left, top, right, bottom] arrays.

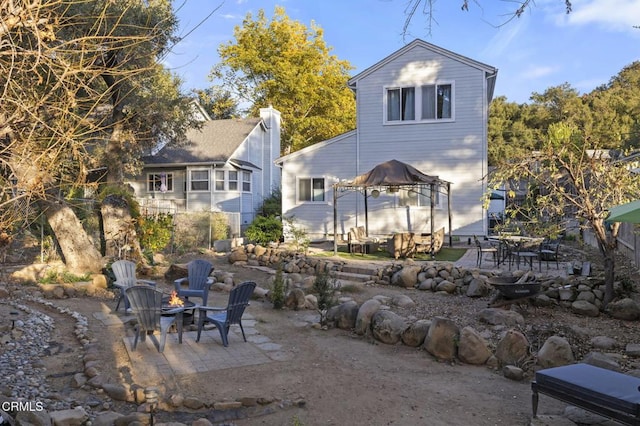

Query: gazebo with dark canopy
[[333, 159, 452, 255]]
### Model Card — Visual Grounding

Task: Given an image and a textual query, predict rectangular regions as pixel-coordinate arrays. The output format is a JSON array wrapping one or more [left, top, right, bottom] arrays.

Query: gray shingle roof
[[144, 117, 262, 165]]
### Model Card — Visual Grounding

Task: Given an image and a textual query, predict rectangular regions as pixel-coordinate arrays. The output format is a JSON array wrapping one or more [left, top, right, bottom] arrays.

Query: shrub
[[40, 270, 91, 284], [313, 270, 337, 327], [271, 263, 286, 309], [259, 188, 282, 217], [283, 216, 310, 254], [138, 213, 173, 254], [245, 215, 282, 245]]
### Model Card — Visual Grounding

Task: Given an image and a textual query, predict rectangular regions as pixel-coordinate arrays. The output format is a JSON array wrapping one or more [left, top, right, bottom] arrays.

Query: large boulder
[[371, 310, 408, 345], [327, 301, 359, 330], [457, 326, 492, 365], [391, 265, 421, 288], [607, 298, 640, 320], [495, 329, 530, 366], [284, 288, 307, 311], [466, 278, 491, 297], [537, 336, 575, 368], [423, 317, 459, 361], [355, 299, 382, 335], [401, 319, 431, 347], [571, 300, 599, 317]]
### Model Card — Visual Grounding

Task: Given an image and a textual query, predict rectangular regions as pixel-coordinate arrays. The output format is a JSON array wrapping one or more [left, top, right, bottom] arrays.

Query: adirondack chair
[[174, 259, 214, 306], [196, 281, 256, 347], [112, 260, 156, 312], [125, 286, 184, 353]]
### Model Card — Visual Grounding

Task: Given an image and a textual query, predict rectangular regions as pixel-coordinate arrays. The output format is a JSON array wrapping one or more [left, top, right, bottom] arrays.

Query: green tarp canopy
[[607, 200, 640, 223]]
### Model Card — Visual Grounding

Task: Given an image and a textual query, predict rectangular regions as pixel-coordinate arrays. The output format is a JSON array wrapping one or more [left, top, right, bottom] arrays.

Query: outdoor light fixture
[[388, 186, 400, 193], [370, 189, 380, 198], [144, 387, 159, 425]]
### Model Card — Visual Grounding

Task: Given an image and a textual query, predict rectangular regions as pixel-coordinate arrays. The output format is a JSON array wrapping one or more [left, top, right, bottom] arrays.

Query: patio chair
[[125, 286, 184, 353], [538, 240, 560, 270], [174, 259, 214, 306], [112, 260, 156, 312], [474, 236, 498, 267], [196, 281, 256, 347]]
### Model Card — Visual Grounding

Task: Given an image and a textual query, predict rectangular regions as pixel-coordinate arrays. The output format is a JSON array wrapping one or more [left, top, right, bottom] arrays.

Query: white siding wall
[[281, 133, 358, 240], [281, 43, 489, 240], [355, 44, 487, 236]]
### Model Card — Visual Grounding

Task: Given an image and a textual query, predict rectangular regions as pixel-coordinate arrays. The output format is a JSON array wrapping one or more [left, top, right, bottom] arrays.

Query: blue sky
[[165, 0, 640, 104]]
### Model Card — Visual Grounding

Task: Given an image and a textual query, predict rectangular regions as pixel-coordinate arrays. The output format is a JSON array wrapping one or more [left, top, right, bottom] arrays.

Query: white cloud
[[521, 65, 557, 79], [565, 0, 640, 32]]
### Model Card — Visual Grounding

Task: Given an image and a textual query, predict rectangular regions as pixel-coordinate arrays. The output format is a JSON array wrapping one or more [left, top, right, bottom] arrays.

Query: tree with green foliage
[[585, 62, 640, 150], [489, 122, 640, 307], [0, 0, 194, 272], [193, 87, 239, 119], [210, 6, 356, 153]]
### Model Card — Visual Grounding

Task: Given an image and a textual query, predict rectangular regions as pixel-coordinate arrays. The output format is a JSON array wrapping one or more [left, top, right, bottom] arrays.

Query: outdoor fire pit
[[162, 291, 196, 327], [487, 276, 541, 305]]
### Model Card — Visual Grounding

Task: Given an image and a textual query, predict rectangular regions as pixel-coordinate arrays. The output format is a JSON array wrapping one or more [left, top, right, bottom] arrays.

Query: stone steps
[[332, 265, 380, 284]]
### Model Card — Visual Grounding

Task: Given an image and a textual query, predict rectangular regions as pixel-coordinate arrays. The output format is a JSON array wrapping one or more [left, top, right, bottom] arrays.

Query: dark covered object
[[351, 159, 440, 187], [532, 363, 640, 424]]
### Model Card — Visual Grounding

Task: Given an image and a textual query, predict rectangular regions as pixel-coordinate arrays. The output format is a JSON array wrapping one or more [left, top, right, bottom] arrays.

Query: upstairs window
[[298, 178, 325, 203], [422, 84, 452, 120], [387, 87, 415, 121], [385, 82, 454, 123]]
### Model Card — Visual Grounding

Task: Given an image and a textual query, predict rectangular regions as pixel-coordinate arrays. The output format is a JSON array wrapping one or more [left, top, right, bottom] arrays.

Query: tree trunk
[[101, 194, 147, 264], [592, 220, 618, 309], [603, 251, 615, 307], [39, 199, 103, 274]]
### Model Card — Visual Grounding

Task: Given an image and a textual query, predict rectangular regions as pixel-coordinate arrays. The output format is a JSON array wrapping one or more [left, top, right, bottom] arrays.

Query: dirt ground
[[8, 246, 640, 426]]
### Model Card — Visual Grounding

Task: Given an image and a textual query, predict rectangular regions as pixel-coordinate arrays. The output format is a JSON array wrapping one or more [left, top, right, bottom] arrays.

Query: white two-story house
[[128, 106, 281, 234], [276, 39, 497, 241]]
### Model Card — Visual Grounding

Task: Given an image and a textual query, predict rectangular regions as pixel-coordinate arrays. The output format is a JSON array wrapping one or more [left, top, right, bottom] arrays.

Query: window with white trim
[[214, 170, 225, 191], [298, 178, 325, 202], [228, 171, 238, 191], [385, 82, 454, 123], [190, 169, 209, 191], [242, 171, 251, 192], [147, 172, 173, 192], [387, 87, 415, 121], [421, 84, 452, 120]]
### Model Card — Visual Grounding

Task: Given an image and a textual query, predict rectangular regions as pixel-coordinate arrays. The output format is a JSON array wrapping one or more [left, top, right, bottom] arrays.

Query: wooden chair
[[196, 281, 256, 347], [125, 286, 184, 353], [174, 259, 214, 306], [112, 260, 156, 312], [474, 235, 498, 267]]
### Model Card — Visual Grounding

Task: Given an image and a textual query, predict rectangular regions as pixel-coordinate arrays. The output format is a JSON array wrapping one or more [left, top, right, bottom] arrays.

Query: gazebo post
[[447, 182, 452, 247], [430, 183, 435, 258], [364, 188, 369, 237]]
